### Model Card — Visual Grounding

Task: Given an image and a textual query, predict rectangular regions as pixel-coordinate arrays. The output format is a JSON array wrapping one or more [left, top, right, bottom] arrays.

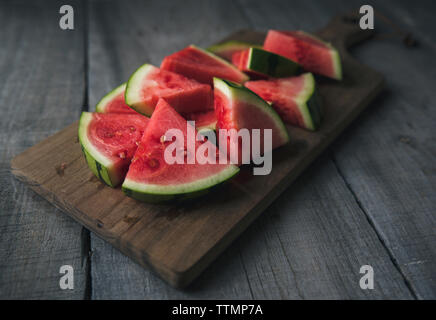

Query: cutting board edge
[[165, 75, 385, 288]]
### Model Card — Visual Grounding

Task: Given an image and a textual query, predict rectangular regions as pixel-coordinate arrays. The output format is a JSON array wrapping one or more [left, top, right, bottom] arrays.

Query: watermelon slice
[[78, 112, 149, 187], [232, 47, 301, 79], [232, 50, 267, 80], [245, 73, 323, 131], [122, 99, 239, 203], [213, 78, 289, 164], [161, 45, 249, 85], [95, 83, 136, 114], [207, 41, 261, 61], [182, 110, 217, 132], [125, 64, 213, 116], [263, 30, 342, 80]]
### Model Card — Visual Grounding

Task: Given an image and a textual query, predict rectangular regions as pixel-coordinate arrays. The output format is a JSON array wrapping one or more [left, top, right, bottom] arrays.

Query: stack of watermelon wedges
[[79, 29, 342, 203]]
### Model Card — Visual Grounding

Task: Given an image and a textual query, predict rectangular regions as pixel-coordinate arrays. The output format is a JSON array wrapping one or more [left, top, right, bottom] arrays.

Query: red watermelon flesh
[[231, 50, 242, 67], [102, 91, 135, 113], [245, 75, 306, 128], [122, 99, 239, 201], [79, 112, 149, 187], [263, 30, 342, 80], [245, 73, 323, 131], [125, 64, 213, 116], [95, 83, 136, 114], [161, 45, 249, 85], [87, 114, 146, 160], [246, 76, 305, 127], [245, 76, 305, 127], [215, 91, 287, 150], [214, 78, 289, 165]]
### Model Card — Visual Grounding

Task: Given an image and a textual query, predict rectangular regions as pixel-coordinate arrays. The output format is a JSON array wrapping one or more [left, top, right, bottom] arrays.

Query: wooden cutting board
[[11, 13, 384, 288]]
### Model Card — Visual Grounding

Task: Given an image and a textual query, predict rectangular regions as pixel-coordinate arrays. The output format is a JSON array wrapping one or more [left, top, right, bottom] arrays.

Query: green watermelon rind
[[294, 31, 342, 81], [196, 123, 217, 142], [293, 73, 323, 130], [189, 45, 250, 83], [245, 47, 301, 78], [95, 83, 127, 113], [207, 41, 262, 60], [330, 49, 342, 81], [124, 63, 157, 116], [197, 120, 217, 132], [184, 111, 217, 132], [122, 165, 240, 203], [194, 114, 217, 132], [213, 77, 290, 145], [207, 40, 260, 54], [78, 112, 119, 187]]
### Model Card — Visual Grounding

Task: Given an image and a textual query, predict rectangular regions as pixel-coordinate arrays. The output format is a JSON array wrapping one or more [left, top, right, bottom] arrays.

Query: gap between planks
[[82, 0, 92, 300]]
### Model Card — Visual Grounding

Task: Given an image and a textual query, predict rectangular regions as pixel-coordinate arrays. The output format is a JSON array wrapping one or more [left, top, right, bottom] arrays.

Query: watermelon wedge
[[182, 110, 217, 132], [78, 112, 149, 187], [232, 47, 301, 79], [213, 78, 289, 164], [122, 99, 239, 203], [125, 64, 213, 116], [245, 73, 323, 130], [231, 50, 267, 80], [264, 30, 342, 80], [161, 45, 249, 85], [95, 83, 136, 114], [207, 41, 261, 61]]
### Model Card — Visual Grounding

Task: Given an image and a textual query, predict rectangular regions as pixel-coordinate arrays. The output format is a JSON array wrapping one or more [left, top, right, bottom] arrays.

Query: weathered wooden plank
[[227, 0, 416, 300], [236, 155, 416, 299], [87, 0, 413, 298], [329, 0, 436, 299], [0, 0, 87, 299], [244, 0, 436, 298], [240, 0, 436, 299]]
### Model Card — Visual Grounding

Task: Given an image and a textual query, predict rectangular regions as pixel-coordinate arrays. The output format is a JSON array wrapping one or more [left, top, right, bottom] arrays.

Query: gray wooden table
[[0, 0, 434, 300]]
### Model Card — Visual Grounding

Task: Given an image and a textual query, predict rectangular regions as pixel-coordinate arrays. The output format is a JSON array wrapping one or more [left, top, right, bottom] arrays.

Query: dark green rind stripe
[[122, 179, 232, 204], [123, 187, 133, 197], [79, 141, 115, 187], [306, 87, 323, 130], [123, 103, 150, 117], [295, 75, 323, 131], [220, 79, 243, 89], [122, 162, 240, 204], [95, 161, 105, 184], [247, 48, 301, 78]]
